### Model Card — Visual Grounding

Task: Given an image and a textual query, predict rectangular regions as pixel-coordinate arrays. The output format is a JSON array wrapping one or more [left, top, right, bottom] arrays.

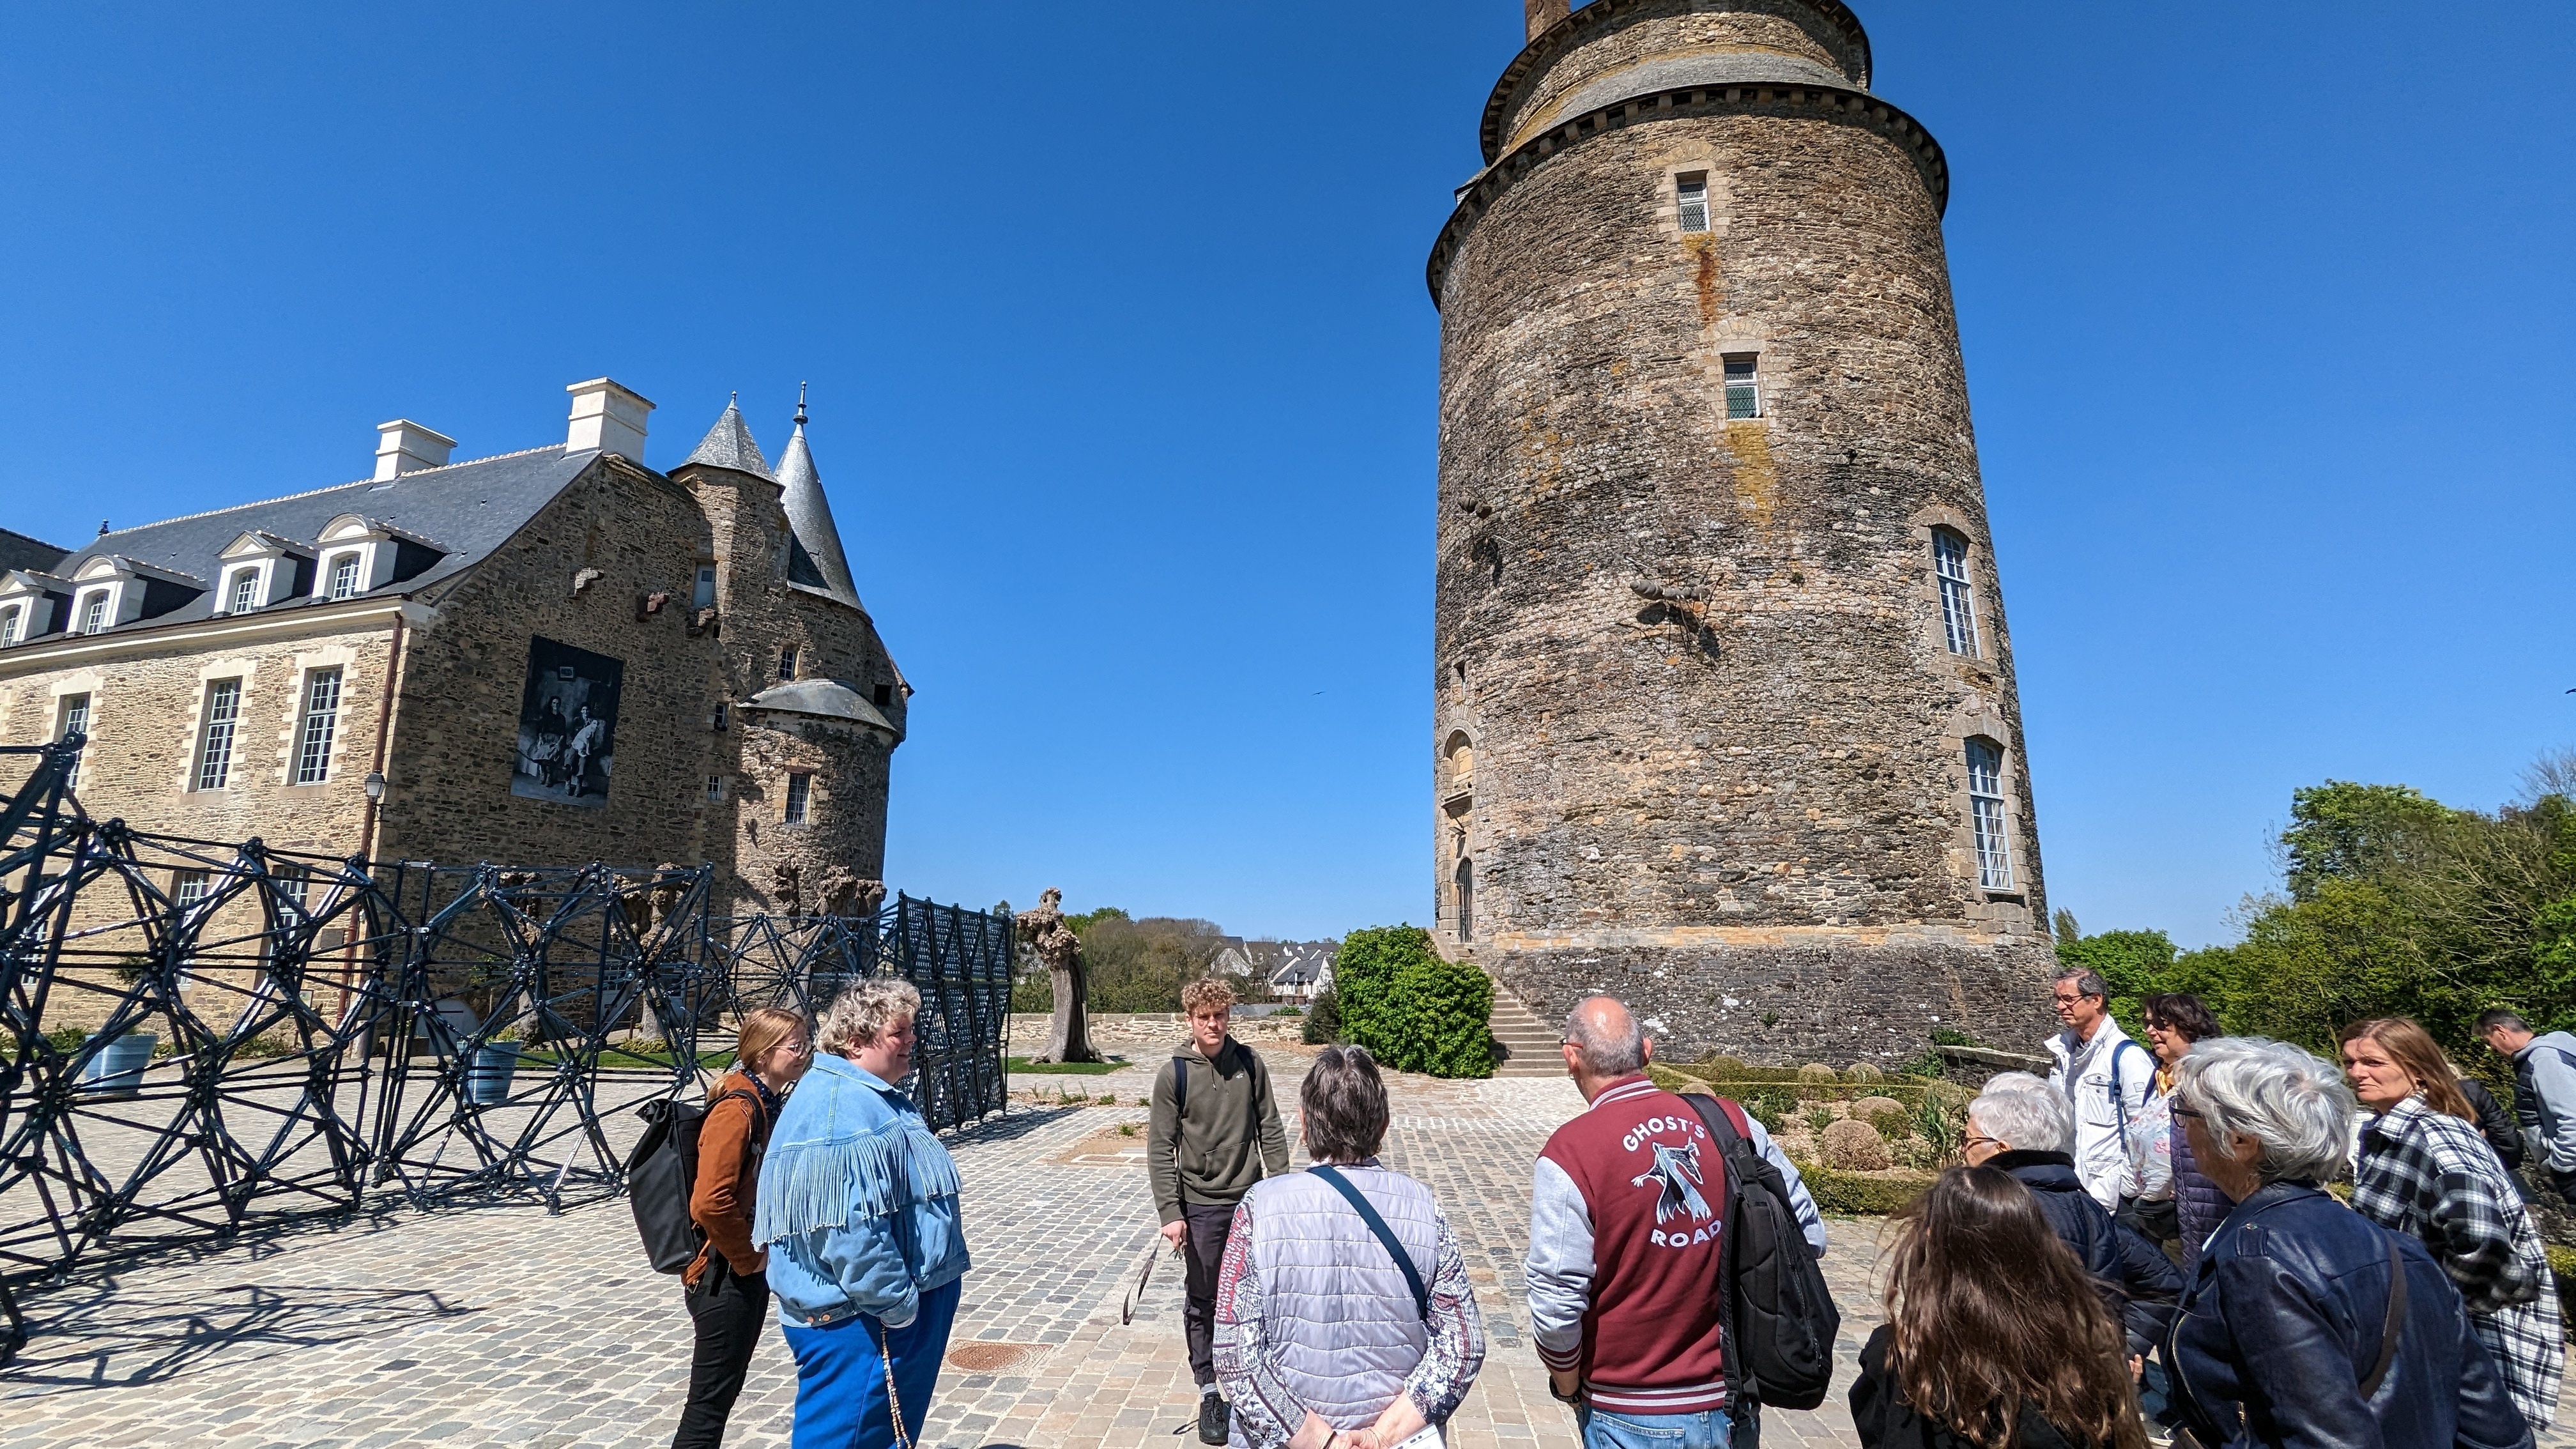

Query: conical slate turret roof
[[680, 395, 772, 479], [774, 389, 861, 610]]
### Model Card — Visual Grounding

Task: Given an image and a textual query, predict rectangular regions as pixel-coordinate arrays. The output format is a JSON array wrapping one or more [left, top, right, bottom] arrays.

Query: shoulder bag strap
[[1308, 1163, 1430, 1321], [2361, 1236, 2408, 1397], [2110, 1039, 2148, 1138]]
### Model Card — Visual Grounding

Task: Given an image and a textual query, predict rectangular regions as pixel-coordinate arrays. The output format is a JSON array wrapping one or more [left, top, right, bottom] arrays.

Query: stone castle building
[[0, 378, 905, 917], [1429, 0, 2054, 1059]]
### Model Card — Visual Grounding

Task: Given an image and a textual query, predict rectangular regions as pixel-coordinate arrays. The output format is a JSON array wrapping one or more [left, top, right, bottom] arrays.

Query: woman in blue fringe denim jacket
[[756, 979, 970, 1449]]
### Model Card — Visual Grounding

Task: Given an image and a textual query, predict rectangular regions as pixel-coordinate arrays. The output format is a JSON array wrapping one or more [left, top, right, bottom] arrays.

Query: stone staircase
[[1486, 986, 1565, 1078]]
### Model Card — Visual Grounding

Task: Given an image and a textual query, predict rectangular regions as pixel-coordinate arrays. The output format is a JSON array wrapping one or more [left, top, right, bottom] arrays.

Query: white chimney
[[374, 419, 456, 480], [565, 378, 654, 459]]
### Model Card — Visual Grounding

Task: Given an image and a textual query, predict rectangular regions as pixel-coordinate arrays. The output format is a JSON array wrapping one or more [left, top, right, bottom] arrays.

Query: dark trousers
[[675, 1255, 769, 1449], [1181, 1202, 1236, 1388]]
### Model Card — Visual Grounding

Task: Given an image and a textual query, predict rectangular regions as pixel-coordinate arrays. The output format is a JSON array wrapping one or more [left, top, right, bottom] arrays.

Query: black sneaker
[[1197, 1393, 1230, 1445]]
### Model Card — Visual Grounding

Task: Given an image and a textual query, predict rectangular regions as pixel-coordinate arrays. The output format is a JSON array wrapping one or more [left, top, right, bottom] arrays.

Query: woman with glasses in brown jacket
[[674, 1007, 811, 1449]]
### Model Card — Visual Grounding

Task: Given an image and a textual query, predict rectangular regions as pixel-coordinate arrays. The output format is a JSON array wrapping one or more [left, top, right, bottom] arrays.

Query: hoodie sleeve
[[1252, 1052, 1291, 1177], [1524, 1155, 1595, 1374], [2526, 1039, 2576, 1172], [1149, 1057, 1184, 1225]]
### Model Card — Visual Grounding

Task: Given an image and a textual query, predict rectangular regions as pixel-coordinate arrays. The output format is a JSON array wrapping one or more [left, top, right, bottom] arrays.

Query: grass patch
[[1008, 1055, 1124, 1075]]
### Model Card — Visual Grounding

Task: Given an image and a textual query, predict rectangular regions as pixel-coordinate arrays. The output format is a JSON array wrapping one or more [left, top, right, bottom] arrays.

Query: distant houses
[[1210, 939, 1337, 1002]]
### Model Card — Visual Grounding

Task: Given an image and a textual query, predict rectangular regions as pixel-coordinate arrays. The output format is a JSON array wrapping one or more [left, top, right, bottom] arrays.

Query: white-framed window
[[294, 668, 343, 785], [784, 772, 811, 824], [1722, 354, 1761, 420], [57, 693, 91, 791], [77, 590, 111, 634], [273, 862, 311, 916], [1676, 172, 1710, 233], [325, 553, 362, 601], [1934, 528, 1980, 657], [195, 678, 242, 790], [225, 569, 259, 613], [705, 774, 725, 802], [172, 868, 212, 916], [693, 565, 717, 609], [1966, 738, 2014, 890], [779, 645, 798, 681], [0, 605, 19, 647]]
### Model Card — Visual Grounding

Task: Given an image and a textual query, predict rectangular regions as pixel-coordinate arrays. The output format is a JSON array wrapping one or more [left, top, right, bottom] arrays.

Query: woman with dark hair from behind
[[674, 1006, 811, 1449], [2342, 1017, 2562, 1430], [1851, 1165, 2145, 1448]]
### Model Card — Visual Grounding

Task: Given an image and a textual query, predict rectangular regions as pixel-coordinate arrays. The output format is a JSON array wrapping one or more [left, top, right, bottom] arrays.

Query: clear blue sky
[[4, 3, 2568, 947]]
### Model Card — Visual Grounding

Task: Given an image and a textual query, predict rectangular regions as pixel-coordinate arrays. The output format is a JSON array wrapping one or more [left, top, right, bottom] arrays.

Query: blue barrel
[[465, 1043, 521, 1105], [79, 1031, 158, 1097]]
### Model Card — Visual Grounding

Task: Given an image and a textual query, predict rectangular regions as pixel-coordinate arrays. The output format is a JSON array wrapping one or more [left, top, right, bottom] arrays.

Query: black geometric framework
[[0, 735, 1011, 1365]]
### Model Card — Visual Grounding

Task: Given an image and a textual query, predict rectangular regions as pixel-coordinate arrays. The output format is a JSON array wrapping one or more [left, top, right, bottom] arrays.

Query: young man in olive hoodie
[[1149, 977, 1289, 1445]]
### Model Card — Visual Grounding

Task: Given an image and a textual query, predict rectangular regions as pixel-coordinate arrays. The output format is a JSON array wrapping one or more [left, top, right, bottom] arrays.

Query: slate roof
[[21, 445, 600, 640], [741, 679, 902, 740], [680, 397, 772, 479], [0, 527, 70, 578], [774, 417, 862, 611]]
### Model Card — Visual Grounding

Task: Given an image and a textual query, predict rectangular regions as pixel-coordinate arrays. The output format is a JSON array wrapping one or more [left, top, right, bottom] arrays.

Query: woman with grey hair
[[756, 979, 971, 1448], [2165, 1038, 2531, 1449], [1213, 1045, 1485, 1449]]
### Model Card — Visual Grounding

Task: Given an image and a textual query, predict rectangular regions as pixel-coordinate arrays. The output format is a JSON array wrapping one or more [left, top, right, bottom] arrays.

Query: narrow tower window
[[1966, 738, 2014, 890], [779, 645, 798, 681], [1454, 855, 1475, 941], [693, 565, 717, 608], [326, 554, 361, 601], [195, 678, 241, 790], [1934, 529, 1981, 657], [1676, 173, 1710, 233], [294, 668, 343, 785], [784, 772, 812, 824], [1722, 355, 1760, 420], [226, 569, 259, 613], [57, 693, 91, 791]]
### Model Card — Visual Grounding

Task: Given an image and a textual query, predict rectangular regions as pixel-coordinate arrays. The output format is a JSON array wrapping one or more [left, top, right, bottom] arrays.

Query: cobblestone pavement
[[4, 1046, 2570, 1448]]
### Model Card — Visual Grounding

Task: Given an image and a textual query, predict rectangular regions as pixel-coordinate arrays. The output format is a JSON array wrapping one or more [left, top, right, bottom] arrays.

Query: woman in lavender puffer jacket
[[2141, 993, 2228, 1272]]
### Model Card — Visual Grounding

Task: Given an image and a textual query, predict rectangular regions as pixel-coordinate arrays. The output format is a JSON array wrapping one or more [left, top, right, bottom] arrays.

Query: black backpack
[[626, 1086, 758, 1273], [1683, 1093, 1841, 1412]]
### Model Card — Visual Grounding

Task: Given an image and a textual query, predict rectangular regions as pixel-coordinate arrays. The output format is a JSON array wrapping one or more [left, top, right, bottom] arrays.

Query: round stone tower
[[1429, 0, 2055, 1062]]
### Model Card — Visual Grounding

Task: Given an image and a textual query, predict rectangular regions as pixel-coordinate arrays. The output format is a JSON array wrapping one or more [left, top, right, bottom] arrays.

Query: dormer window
[[0, 605, 20, 647], [224, 569, 259, 614], [310, 514, 446, 602], [63, 553, 204, 631], [214, 531, 314, 612], [77, 590, 111, 634], [0, 571, 66, 643]]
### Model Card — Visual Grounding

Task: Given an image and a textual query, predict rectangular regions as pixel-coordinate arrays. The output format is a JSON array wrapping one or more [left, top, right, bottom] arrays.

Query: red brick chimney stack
[[1524, 0, 1569, 43]]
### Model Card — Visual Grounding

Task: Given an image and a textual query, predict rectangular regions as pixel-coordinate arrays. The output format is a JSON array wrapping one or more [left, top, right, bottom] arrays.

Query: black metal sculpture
[[0, 735, 1011, 1365]]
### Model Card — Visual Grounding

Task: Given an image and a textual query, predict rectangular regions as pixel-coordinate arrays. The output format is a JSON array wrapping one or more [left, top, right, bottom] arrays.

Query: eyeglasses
[[2170, 1105, 2203, 1121], [1962, 1133, 2000, 1151]]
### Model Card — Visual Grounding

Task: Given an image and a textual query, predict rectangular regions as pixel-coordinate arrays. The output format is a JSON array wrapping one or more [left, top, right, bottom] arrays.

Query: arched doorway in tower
[[1453, 854, 1474, 942]]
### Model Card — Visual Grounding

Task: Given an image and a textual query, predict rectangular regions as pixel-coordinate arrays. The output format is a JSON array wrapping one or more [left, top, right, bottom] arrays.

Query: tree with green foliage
[[1333, 925, 1494, 1078], [2055, 767, 2576, 1074]]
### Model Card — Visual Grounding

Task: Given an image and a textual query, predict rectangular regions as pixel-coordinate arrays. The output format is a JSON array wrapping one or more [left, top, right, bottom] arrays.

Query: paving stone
[[3, 1050, 2568, 1446]]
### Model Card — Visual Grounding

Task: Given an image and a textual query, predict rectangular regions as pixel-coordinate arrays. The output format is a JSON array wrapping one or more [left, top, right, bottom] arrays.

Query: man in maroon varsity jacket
[[1525, 997, 1825, 1449]]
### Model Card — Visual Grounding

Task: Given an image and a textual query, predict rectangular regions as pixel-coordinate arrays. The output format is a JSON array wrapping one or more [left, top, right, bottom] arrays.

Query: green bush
[[1793, 1163, 1936, 1215], [1844, 1061, 1885, 1083], [1797, 1062, 1838, 1085], [1303, 988, 1342, 1045], [1336, 926, 1493, 1078]]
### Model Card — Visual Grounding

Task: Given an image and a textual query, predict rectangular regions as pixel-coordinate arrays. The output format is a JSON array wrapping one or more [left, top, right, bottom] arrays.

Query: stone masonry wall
[[1496, 1, 1865, 151], [381, 457, 727, 880], [1431, 27, 2053, 1059]]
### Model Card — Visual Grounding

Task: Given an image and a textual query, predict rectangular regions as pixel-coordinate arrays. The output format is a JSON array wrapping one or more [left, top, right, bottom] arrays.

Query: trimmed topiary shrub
[[1698, 1054, 1751, 1076], [1844, 1061, 1885, 1083], [1794, 1165, 1937, 1214], [1335, 926, 1494, 1078], [1797, 1062, 1839, 1085], [1820, 1117, 1892, 1172]]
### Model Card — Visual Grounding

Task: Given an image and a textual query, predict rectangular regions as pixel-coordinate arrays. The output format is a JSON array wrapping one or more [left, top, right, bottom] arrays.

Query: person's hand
[[752, 1250, 769, 1273], [1549, 1367, 1584, 1404], [2128, 1354, 2143, 1379], [1285, 1410, 1337, 1449], [1160, 1220, 1188, 1252], [1335, 1430, 1381, 1449]]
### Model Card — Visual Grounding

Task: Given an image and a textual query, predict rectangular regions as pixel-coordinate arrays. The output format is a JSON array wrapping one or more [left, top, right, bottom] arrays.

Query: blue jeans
[[780, 1278, 963, 1449], [1577, 1404, 1732, 1449]]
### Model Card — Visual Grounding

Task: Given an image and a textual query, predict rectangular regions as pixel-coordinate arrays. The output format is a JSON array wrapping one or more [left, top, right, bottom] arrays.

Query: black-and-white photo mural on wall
[[513, 636, 623, 806]]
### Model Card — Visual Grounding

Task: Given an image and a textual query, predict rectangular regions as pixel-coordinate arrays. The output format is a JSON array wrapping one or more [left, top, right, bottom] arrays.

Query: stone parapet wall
[[1490, 940, 2059, 1068]]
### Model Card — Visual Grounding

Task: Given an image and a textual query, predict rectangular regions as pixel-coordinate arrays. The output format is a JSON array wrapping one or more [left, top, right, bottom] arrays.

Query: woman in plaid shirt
[[2342, 1018, 2564, 1429]]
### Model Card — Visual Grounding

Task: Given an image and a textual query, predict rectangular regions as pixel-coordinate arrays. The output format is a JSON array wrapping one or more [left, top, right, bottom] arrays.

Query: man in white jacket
[[2043, 968, 2152, 1210]]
